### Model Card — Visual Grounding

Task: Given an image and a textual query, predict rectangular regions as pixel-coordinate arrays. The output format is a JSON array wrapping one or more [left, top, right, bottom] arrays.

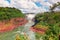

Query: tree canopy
[[0, 7, 25, 21], [34, 2, 60, 40], [50, 2, 60, 12]]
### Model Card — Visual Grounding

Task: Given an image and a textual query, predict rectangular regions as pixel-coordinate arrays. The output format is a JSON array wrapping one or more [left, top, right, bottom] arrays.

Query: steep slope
[[31, 12, 60, 40], [0, 7, 27, 32]]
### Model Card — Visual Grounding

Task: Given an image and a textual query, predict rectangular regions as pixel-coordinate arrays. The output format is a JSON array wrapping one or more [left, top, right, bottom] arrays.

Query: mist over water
[[22, 14, 36, 40]]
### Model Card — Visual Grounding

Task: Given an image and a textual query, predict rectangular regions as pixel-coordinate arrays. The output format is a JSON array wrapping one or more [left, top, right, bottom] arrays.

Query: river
[[0, 14, 36, 40]]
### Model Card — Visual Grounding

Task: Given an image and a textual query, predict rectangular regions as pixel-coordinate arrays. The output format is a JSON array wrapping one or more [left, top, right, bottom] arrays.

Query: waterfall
[[22, 14, 36, 40]]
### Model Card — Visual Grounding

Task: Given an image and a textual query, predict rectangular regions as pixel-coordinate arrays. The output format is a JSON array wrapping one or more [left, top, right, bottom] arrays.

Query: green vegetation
[[34, 2, 60, 40], [16, 34, 30, 40], [34, 12, 60, 40], [0, 2, 60, 40], [0, 7, 25, 21]]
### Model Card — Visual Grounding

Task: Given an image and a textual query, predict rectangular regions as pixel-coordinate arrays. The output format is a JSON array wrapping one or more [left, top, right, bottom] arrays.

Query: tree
[[50, 2, 60, 12], [0, 7, 25, 21]]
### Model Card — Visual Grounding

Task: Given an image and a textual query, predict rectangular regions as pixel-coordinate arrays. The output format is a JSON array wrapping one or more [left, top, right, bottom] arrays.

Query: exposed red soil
[[30, 27, 46, 34], [0, 18, 28, 33]]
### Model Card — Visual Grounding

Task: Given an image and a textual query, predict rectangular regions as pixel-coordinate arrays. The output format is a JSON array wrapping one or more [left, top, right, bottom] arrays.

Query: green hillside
[[34, 12, 60, 40], [0, 7, 25, 21]]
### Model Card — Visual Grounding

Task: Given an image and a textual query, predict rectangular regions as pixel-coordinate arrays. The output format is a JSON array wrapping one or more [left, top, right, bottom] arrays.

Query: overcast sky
[[0, 0, 60, 13]]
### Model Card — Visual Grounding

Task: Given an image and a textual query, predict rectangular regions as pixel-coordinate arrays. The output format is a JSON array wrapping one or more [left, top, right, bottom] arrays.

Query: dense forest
[[0, 7, 25, 21], [33, 2, 60, 40], [34, 12, 60, 40]]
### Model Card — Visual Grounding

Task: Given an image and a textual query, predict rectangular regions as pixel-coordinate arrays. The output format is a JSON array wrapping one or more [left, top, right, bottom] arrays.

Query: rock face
[[0, 18, 28, 33]]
